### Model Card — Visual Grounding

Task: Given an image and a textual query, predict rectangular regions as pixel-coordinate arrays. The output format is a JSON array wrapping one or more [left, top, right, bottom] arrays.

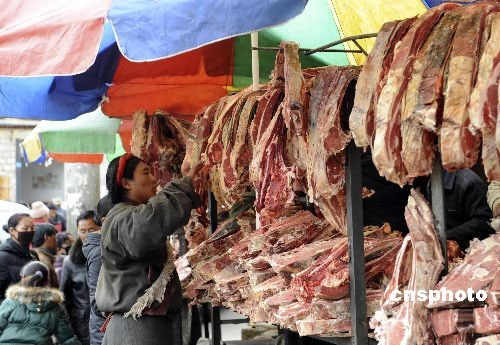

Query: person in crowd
[[60, 211, 99, 345], [0, 213, 37, 301], [83, 195, 114, 345], [0, 261, 81, 345], [55, 232, 74, 284], [52, 197, 67, 218], [32, 223, 59, 288], [57, 232, 74, 256], [48, 203, 67, 232], [487, 180, 500, 232], [96, 153, 200, 345], [31, 201, 50, 224], [361, 151, 413, 233], [426, 169, 495, 251]]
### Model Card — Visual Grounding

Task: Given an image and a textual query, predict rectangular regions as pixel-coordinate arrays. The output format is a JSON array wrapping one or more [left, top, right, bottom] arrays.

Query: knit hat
[[31, 201, 50, 219]]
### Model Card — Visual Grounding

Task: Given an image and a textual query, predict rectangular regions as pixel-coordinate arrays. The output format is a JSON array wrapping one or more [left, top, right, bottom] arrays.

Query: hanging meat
[[371, 190, 444, 345], [440, 3, 498, 171], [350, 18, 415, 149], [400, 9, 461, 178], [372, 3, 457, 186], [469, 13, 500, 181], [131, 110, 189, 186], [306, 66, 359, 233]]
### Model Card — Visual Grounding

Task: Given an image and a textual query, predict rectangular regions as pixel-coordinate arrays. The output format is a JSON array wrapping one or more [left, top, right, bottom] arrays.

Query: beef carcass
[[131, 110, 190, 185], [469, 13, 500, 181], [400, 10, 461, 178], [182, 98, 227, 208], [430, 309, 474, 338], [219, 90, 264, 205], [438, 327, 476, 345], [488, 270, 500, 306], [371, 189, 444, 345], [475, 335, 500, 345], [351, 18, 415, 148], [251, 108, 296, 225], [373, 4, 457, 185], [184, 210, 209, 249], [310, 289, 383, 320], [291, 225, 402, 302], [306, 66, 359, 233], [440, 4, 498, 171], [474, 305, 500, 335], [282, 41, 306, 139], [428, 233, 500, 309], [266, 239, 338, 274], [469, 13, 500, 134], [296, 319, 351, 337], [274, 301, 310, 331], [205, 89, 256, 207]]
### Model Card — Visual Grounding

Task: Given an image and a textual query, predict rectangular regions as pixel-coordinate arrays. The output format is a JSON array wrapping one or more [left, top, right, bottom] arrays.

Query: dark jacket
[[50, 212, 67, 233], [362, 153, 412, 233], [427, 170, 495, 250], [60, 239, 90, 345], [82, 232, 104, 345], [96, 177, 201, 314], [0, 239, 38, 301], [33, 247, 59, 288], [0, 285, 81, 345]]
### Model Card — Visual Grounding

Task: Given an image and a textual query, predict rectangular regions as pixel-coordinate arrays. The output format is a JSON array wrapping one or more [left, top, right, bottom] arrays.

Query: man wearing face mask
[[32, 223, 60, 288], [0, 213, 38, 301]]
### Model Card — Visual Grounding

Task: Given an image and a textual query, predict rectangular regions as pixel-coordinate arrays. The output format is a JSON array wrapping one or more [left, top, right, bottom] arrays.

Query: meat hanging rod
[[252, 33, 379, 56], [252, 47, 364, 54]]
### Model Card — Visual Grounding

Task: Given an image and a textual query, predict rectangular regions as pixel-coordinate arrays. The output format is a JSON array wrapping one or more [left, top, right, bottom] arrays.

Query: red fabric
[[118, 120, 133, 153], [102, 38, 234, 119], [116, 153, 134, 187], [49, 153, 103, 164], [0, 0, 111, 76]]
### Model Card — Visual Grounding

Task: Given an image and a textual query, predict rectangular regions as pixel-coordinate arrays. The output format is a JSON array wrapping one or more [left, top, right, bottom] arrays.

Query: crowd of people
[[0, 154, 199, 345], [0, 151, 497, 345], [0, 205, 111, 345]]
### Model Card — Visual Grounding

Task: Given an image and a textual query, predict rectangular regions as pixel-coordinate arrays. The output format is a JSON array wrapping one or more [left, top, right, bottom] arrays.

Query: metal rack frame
[[251, 33, 378, 56]]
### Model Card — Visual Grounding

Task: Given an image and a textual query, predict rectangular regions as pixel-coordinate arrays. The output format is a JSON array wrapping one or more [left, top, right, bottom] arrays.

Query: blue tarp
[[109, 0, 308, 61]]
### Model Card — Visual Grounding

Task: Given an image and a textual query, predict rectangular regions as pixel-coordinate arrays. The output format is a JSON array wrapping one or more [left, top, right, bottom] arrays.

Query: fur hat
[[31, 201, 49, 219]]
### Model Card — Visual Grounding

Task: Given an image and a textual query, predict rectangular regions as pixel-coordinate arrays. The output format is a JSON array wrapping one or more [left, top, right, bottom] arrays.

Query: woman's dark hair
[[20, 261, 49, 287], [95, 194, 115, 226], [2, 213, 31, 233], [106, 155, 142, 204], [32, 223, 57, 247]]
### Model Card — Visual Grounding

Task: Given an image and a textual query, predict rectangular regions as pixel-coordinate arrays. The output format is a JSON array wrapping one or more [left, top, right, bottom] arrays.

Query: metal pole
[[305, 33, 378, 55], [431, 154, 448, 275], [207, 190, 222, 345], [345, 141, 368, 345], [251, 32, 260, 91], [211, 306, 222, 345]]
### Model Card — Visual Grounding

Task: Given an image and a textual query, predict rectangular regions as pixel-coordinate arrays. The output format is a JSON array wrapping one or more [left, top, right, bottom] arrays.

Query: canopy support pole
[[251, 32, 260, 91]]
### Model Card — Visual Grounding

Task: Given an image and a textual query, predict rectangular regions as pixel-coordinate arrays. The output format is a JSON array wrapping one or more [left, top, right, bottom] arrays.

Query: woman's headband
[[116, 153, 134, 187]]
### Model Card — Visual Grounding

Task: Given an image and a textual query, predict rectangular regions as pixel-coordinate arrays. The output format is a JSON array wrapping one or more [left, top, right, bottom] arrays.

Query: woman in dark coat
[[60, 237, 90, 345], [96, 154, 200, 345], [82, 194, 114, 345], [0, 213, 37, 301]]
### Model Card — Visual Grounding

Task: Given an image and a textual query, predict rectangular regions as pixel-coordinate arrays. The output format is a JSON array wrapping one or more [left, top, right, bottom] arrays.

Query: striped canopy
[[0, 0, 470, 123]]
